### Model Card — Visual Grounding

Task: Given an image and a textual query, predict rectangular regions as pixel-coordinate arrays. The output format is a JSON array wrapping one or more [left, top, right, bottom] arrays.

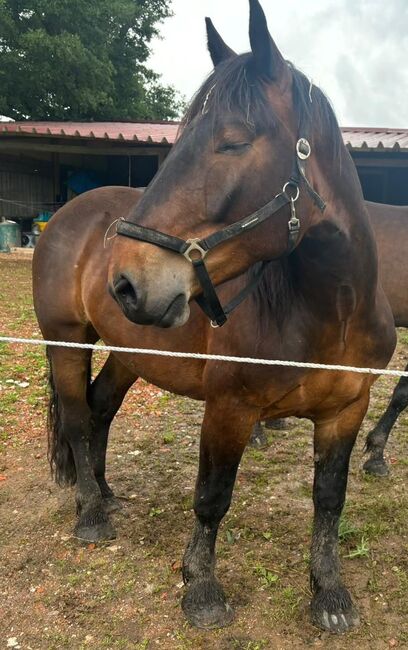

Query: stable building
[[0, 121, 406, 243], [343, 128, 408, 205]]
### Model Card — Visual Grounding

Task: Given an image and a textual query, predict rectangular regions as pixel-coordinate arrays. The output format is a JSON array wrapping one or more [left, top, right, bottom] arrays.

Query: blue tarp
[[67, 170, 104, 195]]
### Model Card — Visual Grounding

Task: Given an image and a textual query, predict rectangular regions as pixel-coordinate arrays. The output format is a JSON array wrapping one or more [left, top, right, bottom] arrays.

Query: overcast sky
[[150, 0, 407, 127]]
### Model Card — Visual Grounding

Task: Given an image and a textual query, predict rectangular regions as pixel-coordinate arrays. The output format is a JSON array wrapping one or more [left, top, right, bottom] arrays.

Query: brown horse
[[363, 202, 408, 474], [254, 202, 408, 473], [33, 0, 396, 634]]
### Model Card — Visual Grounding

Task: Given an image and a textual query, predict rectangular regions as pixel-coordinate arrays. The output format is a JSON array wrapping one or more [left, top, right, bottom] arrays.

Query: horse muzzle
[[109, 273, 190, 328]]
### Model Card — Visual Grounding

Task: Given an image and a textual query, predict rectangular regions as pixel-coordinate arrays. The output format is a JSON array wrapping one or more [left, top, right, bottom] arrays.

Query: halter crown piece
[[116, 114, 325, 327]]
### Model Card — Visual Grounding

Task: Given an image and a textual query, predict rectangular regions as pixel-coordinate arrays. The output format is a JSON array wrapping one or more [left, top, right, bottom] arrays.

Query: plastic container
[[0, 217, 21, 252]]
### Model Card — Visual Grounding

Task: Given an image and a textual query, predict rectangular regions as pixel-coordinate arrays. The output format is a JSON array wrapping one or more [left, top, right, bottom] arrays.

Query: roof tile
[[0, 122, 407, 151]]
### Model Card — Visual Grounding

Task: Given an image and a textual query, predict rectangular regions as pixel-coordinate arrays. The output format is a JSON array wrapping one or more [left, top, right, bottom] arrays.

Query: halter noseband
[[116, 124, 325, 328]]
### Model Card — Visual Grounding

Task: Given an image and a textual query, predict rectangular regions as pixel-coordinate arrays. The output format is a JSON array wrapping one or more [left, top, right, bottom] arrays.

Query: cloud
[[280, 0, 407, 125], [150, 0, 407, 127]]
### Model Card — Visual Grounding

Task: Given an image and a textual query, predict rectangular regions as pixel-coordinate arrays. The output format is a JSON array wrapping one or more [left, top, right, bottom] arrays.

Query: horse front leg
[[182, 397, 259, 629], [310, 396, 369, 633], [363, 368, 408, 476]]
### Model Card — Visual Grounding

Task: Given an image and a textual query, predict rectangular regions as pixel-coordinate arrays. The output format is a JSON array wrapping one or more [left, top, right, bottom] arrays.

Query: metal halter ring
[[296, 138, 311, 160], [183, 238, 208, 262], [282, 182, 300, 203]]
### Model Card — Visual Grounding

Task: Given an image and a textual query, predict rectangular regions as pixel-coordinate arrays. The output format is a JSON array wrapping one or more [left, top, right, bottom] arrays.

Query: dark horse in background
[[253, 202, 408, 476], [33, 0, 395, 634], [364, 203, 408, 473]]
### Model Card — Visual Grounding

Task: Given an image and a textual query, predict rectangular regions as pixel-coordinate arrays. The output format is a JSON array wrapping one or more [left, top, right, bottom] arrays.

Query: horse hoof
[[363, 457, 389, 477], [74, 520, 116, 542], [103, 496, 124, 514], [249, 423, 268, 449], [264, 418, 287, 430], [182, 579, 234, 629], [74, 511, 116, 542], [311, 587, 360, 634]]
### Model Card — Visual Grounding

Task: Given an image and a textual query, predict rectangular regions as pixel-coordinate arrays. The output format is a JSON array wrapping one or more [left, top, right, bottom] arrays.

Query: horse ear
[[205, 17, 236, 67], [248, 0, 286, 80]]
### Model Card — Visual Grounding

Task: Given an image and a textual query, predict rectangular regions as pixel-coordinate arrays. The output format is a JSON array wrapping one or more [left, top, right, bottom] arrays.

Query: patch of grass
[[180, 494, 193, 512], [98, 583, 116, 601], [253, 563, 279, 588], [67, 572, 83, 586], [298, 483, 312, 499], [254, 473, 268, 489], [149, 506, 164, 518], [44, 632, 72, 649], [398, 329, 408, 345], [232, 641, 268, 650], [163, 431, 175, 444], [345, 535, 370, 559], [246, 449, 267, 463], [281, 586, 302, 612], [136, 642, 149, 650], [174, 630, 194, 649], [362, 519, 390, 540], [100, 635, 144, 649], [339, 515, 359, 542]]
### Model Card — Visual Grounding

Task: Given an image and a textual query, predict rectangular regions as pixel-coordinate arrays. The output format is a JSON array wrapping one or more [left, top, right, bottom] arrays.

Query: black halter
[[116, 127, 325, 327]]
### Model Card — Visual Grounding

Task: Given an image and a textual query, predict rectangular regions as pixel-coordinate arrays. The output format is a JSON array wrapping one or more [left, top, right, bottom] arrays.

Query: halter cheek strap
[[116, 134, 325, 327]]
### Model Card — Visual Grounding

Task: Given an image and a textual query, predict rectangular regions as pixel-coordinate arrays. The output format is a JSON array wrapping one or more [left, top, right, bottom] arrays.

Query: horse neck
[[294, 145, 379, 317]]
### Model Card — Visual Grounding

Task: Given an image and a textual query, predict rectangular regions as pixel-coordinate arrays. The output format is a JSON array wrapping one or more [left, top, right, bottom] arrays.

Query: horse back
[[32, 186, 143, 331]]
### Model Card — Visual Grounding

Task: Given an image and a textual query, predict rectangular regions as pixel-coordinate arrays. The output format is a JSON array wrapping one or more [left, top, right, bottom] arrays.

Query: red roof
[[1, 121, 407, 151], [342, 127, 408, 151], [0, 121, 180, 145]]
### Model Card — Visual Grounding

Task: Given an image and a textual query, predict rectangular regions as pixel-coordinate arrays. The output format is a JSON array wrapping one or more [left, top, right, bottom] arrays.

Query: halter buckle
[[288, 197, 300, 235], [183, 238, 208, 262], [296, 138, 311, 160], [288, 216, 300, 233]]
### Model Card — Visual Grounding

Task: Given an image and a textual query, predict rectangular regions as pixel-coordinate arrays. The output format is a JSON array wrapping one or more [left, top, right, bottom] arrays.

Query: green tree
[[0, 0, 183, 120]]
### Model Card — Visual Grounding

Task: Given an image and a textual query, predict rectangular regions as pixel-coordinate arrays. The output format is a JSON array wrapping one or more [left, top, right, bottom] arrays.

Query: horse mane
[[181, 53, 342, 161], [247, 259, 294, 330], [181, 53, 344, 330]]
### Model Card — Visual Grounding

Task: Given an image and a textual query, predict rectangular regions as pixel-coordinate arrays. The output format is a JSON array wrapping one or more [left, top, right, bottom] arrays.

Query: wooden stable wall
[[0, 153, 54, 218], [0, 137, 170, 222]]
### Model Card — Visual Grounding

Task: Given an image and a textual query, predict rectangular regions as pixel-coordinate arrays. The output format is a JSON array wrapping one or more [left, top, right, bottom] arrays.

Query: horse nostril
[[113, 274, 138, 307]]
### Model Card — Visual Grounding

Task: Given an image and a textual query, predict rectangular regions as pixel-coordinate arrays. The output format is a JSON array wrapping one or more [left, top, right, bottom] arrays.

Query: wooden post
[[52, 152, 60, 208]]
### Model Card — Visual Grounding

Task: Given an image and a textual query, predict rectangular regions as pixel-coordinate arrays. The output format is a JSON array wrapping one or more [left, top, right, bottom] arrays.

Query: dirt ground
[[1, 253, 408, 650]]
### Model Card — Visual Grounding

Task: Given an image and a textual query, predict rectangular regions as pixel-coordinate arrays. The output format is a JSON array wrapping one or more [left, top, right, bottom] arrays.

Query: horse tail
[[46, 346, 80, 486]]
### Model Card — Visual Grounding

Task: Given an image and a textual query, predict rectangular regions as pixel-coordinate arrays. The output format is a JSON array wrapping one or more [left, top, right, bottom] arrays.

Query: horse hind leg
[[88, 353, 137, 513], [363, 367, 408, 476], [248, 421, 268, 448], [47, 340, 115, 542], [248, 418, 287, 449]]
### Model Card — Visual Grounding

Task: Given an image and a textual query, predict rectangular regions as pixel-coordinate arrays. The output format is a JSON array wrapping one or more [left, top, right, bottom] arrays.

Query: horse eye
[[217, 142, 251, 154]]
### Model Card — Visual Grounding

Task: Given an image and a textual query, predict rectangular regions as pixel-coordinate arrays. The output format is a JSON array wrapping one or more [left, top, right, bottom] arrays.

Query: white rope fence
[[0, 335, 407, 378]]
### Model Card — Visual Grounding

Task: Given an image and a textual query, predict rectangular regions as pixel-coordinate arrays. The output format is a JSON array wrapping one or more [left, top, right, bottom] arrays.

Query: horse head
[[108, 0, 346, 328]]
